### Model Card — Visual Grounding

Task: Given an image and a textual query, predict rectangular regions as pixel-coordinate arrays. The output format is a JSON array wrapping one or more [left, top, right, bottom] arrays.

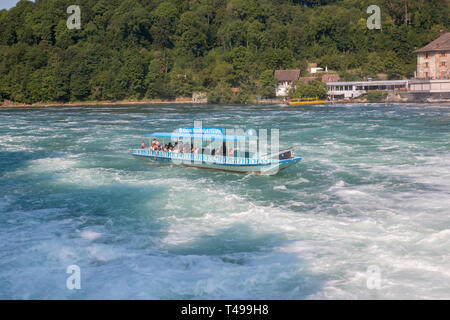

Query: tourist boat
[[132, 127, 302, 175], [288, 97, 326, 105]]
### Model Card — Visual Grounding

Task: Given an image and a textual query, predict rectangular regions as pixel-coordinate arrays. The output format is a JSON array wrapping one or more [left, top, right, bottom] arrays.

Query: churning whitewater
[[0, 103, 449, 299]]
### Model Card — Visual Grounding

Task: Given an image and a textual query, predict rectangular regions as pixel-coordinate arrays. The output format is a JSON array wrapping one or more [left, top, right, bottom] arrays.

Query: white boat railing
[[132, 149, 274, 165], [260, 147, 293, 159]]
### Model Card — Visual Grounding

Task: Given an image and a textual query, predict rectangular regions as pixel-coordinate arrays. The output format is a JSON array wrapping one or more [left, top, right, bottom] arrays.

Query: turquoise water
[[0, 103, 449, 299]]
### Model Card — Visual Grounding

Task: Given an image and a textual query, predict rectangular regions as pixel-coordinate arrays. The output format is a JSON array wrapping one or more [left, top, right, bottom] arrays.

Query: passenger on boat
[[180, 142, 190, 153], [141, 139, 145, 149], [214, 146, 221, 157], [151, 140, 162, 151]]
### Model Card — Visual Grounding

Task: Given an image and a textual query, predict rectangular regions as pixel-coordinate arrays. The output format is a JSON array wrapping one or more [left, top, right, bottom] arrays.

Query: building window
[[425, 62, 429, 68], [425, 53, 429, 59], [425, 72, 428, 78], [442, 62, 447, 67]]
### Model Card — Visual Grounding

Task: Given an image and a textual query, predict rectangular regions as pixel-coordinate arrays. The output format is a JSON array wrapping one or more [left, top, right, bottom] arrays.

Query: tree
[[258, 70, 277, 98], [363, 52, 385, 77], [263, 48, 294, 70], [289, 80, 328, 99], [176, 11, 209, 56], [0, 0, 448, 104], [150, 2, 179, 49], [384, 51, 405, 79]]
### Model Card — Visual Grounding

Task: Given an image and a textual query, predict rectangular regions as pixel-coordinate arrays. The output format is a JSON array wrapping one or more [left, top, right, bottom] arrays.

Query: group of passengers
[[149, 139, 174, 152], [144, 139, 236, 157]]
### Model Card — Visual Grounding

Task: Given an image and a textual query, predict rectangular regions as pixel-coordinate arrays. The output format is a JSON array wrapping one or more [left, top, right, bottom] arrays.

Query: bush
[[365, 91, 388, 102], [207, 82, 232, 104], [288, 80, 328, 99], [207, 82, 249, 104]]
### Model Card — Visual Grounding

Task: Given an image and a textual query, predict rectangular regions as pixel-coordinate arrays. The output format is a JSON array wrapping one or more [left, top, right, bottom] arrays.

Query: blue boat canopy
[[178, 127, 223, 135], [144, 132, 249, 141], [144, 127, 253, 141]]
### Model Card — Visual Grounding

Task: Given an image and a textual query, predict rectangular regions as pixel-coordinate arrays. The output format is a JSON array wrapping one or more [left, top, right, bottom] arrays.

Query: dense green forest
[[0, 0, 449, 104]]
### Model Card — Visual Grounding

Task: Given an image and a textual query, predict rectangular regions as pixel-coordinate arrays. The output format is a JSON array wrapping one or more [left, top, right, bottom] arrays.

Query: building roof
[[144, 127, 252, 141], [326, 80, 408, 86], [322, 74, 340, 82], [144, 132, 249, 141], [414, 32, 450, 53], [274, 69, 301, 82], [298, 76, 316, 83]]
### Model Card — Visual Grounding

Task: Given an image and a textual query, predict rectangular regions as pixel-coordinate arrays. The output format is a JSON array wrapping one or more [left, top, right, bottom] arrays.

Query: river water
[[0, 103, 449, 299]]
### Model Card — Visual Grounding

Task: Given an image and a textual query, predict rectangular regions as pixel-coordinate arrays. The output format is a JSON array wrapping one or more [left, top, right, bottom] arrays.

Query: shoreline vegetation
[[2, 97, 450, 108], [0, 97, 195, 108]]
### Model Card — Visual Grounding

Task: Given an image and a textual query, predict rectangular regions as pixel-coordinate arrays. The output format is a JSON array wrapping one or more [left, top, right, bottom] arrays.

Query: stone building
[[414, 30, 450, 80]]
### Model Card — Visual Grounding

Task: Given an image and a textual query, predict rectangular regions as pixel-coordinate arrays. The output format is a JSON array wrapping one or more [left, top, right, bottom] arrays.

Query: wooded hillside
[[0, 0, 448, 104]]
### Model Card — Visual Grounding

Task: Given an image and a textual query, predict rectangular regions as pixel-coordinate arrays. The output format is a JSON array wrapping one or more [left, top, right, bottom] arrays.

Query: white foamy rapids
[[1, 104, 450, 299], [8, 156, 143, 187], [16, 154, 446, 299], [370, 153, 450, 191], [144, 175, 450, 299], [79, 230, 102, 241], [0, 135, 44, 152], [24, 157, 79, 172]]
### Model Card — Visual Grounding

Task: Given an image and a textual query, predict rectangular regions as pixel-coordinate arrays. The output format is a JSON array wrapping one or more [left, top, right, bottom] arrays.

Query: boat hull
[[132, 150, 301, 175], [288, 100, 326, 106]]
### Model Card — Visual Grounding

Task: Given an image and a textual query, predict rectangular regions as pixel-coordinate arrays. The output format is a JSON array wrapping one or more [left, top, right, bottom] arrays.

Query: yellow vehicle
[[287, 97, 326, 106]]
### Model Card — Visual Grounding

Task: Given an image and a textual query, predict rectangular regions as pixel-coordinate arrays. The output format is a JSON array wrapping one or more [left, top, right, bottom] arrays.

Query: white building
[[409, 79, 450, 92], [327, 80, 409, 100], [310, 67, 324, 74], [274, 69, 301, 97]]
